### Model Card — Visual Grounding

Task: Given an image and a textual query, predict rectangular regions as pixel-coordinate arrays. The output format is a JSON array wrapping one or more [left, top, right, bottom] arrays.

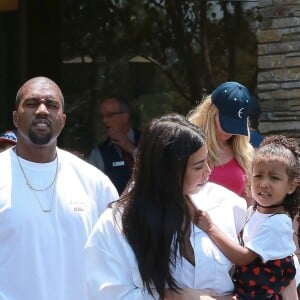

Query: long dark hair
[[114, 113, 206, 298]]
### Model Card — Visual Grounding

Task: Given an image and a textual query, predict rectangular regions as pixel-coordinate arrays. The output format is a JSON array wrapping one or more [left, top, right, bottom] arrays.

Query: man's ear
[[62, 113, 67, 127], [123, 112, 130, 122], [12, 111, 18, 128]]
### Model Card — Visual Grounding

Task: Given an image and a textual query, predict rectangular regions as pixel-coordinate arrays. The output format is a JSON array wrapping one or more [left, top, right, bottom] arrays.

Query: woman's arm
[[86, 244, 159, 300], [85, 211, 159, 300], [282, 279, 299, 300], [163, 288, 234, 300]]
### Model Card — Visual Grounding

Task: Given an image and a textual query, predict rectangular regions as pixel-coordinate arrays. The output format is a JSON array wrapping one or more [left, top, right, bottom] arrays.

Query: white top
[[243, 210, 296, 262], [0, 147, 118, 300], [85, 182, 247, 299]]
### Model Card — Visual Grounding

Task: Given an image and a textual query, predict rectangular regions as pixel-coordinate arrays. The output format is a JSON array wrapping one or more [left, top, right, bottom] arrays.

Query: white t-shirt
[[85, 182, 247, 299], [178, 183, 247, 295], [243, 210, 296, 262], [0, 147, 118, 300]]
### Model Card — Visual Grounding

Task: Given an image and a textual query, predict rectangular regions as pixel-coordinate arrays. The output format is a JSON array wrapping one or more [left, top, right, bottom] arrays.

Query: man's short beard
[[29, 129, 52, 145]]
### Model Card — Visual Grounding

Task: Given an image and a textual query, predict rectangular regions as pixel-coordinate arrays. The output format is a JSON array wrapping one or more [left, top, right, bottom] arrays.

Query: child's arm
[[281, 279, 299, 300], [195, 210, 258, 266], [163, 288, 234, 299]]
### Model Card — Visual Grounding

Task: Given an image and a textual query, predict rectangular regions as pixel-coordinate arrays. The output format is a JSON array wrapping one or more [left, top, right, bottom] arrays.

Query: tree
[[62, 0, 258, 100], [61, 0, 259, 152]]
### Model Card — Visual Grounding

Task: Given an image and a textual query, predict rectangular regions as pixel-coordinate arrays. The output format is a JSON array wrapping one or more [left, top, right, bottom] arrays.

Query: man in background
[[88, 96, 140, 194]]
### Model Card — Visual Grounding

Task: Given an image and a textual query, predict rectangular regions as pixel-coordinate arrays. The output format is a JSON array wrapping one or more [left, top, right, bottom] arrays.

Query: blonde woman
[[188, 82, 253, 204]]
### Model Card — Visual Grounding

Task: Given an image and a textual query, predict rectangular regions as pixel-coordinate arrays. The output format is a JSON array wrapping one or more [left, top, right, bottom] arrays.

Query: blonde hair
[[187, 94, 253, 179]]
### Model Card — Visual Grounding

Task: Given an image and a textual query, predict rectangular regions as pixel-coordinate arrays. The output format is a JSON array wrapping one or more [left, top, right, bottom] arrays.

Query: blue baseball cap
[[211, 81, 251, 136]]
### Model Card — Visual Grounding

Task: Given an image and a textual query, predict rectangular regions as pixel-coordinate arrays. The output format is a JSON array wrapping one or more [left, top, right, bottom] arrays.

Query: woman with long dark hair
[[85, 113, 246, 299]]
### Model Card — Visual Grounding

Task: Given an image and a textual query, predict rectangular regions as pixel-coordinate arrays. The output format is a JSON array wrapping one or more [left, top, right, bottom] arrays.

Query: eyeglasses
[[99, 111, 125, 119]]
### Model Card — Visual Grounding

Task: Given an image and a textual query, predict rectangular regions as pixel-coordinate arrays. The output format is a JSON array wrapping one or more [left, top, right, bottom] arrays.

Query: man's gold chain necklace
[[14, 148, 58, 212], [15, 151, 58, 191]]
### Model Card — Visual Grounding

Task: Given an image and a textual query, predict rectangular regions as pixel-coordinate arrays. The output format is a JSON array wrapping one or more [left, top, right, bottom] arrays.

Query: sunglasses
[[99, 111, 125, 119]]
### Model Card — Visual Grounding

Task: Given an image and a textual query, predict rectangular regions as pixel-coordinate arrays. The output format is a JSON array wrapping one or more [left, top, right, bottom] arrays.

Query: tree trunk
[[221, 1, 236, 80], [200, 0, 215, 91]]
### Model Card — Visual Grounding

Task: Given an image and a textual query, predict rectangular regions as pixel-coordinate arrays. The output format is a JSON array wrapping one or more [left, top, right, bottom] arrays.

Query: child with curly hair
[[195, 135, 300, 299]]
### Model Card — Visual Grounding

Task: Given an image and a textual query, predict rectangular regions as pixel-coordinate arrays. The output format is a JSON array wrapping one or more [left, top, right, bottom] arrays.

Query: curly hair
[[252, 135, 300, 219]]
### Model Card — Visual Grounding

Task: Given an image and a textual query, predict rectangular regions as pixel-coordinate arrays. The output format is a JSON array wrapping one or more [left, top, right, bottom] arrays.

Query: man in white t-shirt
[[0, 76, 118, 300]]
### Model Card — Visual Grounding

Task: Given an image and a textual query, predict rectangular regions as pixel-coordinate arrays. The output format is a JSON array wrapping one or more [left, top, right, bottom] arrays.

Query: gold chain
[[14, 148, 58, 213], [15, 150, 58, 192], [32, 185, 56, 213]]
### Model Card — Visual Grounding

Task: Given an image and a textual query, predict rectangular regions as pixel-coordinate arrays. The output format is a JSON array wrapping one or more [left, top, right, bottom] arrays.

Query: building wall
[[256, 0, 300, 140]]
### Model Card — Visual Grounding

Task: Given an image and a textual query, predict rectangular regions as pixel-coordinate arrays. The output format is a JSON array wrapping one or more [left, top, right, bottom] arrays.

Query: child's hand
[[185, 196, 217, 233], [194, 210, 216, 233]]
